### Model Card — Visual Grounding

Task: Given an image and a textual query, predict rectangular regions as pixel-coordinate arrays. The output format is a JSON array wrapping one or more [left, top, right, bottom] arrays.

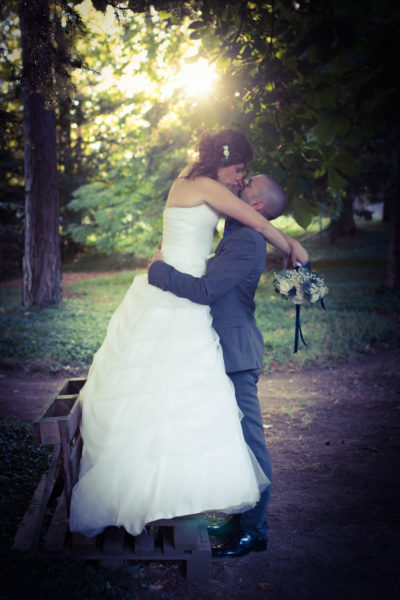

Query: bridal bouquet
[[273, 267, 328, 306], [273, 266, 328, 353]]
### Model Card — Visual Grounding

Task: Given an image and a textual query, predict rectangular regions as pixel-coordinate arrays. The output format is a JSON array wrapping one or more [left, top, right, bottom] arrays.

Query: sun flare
[[176, 58, 217, 97]]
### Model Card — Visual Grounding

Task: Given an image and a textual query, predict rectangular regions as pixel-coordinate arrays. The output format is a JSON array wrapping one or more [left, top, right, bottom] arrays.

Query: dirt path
[[1, 349, 399, 599]]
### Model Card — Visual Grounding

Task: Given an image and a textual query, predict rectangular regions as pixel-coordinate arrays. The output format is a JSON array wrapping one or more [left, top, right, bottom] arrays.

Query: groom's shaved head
[[241, 174, 287, 220]]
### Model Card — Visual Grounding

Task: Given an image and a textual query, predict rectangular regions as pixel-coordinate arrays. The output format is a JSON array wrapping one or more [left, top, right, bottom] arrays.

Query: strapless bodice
[[161, 204, 219, 276]]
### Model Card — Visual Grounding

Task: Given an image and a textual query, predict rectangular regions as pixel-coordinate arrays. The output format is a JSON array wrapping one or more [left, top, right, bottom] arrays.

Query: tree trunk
[[19, 0, 62, 307], [329, 189, 357, 239], [384, 139, 400, 290]]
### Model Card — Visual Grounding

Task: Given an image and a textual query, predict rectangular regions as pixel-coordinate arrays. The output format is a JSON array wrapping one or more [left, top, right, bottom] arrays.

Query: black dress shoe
[[212, 531, 268, 558]]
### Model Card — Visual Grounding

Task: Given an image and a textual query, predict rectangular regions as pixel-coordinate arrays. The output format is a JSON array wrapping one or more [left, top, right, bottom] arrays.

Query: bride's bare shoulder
[[166, 172, 214, 208]]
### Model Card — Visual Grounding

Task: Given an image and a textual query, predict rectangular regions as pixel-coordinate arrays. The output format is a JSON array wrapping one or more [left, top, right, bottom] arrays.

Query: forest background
[[0, 0, 399, 309], [1, 4, 400, 597]]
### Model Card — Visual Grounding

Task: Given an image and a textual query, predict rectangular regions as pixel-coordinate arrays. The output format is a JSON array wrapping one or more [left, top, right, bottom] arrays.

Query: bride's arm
[[196, 177, 306, 262]]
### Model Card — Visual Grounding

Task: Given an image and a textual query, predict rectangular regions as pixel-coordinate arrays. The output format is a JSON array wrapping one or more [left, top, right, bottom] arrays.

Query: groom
[[148, 174, 308, 557]]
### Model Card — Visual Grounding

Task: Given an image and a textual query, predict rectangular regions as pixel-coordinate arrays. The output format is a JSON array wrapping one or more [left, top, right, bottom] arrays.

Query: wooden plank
[[13, 445, 61, 551], [65, 396, 82, 443], [35, 395, 81, 446], [102, 527, 126, 555], [173, 518, 200, 551], [184, 520, 211, 581], [66, 378, 86, 395], [36, 419, 61, 446], [42, 492, 68, 553], [13, 474, 48, 552], [159, 525, 176, 557], [70, 432, 83, 485], [59, 421, 73, 509], [51, 395, 77, 417], [133, 530, 155, 555], [33, 382, 69, 445], [33, 377, 85, 446], [71, 532, 98, 556], [57, 379, 73, 396]]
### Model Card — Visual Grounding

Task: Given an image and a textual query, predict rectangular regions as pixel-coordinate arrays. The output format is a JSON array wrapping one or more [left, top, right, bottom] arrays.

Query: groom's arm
[[148, 229, 265, 305]]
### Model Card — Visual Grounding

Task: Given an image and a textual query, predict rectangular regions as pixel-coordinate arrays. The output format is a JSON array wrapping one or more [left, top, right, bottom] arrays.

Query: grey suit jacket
[[148, 223, 266, 373]]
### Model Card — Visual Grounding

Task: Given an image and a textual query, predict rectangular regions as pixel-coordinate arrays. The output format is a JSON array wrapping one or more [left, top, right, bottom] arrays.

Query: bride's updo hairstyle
[[185, 129, 253, 180]]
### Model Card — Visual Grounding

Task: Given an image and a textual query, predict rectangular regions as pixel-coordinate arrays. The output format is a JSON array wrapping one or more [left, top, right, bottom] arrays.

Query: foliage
[[0, 223, 398, 373], [1, 0, 399, 273], [0, 549, 139, 599], [65, 0, 400, 255], [0, 420, 51, 546], [0, 1, 24, 227], [64, 7, 204, 255], [272, 215, 329, 238], [185, 0, 399, 218]]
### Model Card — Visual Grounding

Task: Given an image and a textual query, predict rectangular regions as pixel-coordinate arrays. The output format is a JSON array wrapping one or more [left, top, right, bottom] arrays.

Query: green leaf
[[330, 152, 362, 176], [307, 89, 337, 109], [189, 21, 205, 30], [313, 115, 351, 144], [190, 29, 204, 40], [314, 166, 326, 179], [258, 121, 280, 145], [292, 197, 313, 230], [327, 167, 346, 189]]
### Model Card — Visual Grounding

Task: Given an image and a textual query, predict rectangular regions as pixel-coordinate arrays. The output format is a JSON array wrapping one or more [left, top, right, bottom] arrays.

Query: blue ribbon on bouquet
[[293, 261, 327, 354], [294, 303, 307, 354]]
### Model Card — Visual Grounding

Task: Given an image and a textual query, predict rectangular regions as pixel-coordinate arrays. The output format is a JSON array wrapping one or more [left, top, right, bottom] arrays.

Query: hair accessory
[[223, 145, 230, 159]]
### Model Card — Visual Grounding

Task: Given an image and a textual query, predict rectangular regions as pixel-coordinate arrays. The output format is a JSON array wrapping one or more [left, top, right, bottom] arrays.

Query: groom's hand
[[147, 247, 164, 271]]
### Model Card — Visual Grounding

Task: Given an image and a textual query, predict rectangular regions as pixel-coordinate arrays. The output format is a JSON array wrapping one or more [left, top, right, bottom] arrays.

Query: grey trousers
[[229, 368, 271, 539]]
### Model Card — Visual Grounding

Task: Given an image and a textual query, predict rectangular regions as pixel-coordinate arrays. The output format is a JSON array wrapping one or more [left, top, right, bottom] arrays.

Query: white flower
[[278, 279, 294, 294], [223, 145, 230, 159], [309, 293, 321, 303]]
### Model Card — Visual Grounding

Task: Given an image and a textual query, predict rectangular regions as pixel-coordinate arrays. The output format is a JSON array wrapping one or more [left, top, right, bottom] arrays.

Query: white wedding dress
[[70, 203, 268, 537]]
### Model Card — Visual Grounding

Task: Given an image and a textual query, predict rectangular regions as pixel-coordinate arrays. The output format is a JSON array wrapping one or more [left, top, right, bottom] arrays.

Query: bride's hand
[[287, 239, 309, 268], [147, 247, 164, 271]]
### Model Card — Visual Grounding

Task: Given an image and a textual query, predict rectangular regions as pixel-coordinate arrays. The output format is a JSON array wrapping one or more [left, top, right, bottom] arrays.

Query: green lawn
[[0, 221, 399, 374]]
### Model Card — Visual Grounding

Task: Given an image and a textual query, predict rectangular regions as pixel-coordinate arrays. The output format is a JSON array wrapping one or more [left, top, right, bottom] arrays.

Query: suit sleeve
[[148, 230, 264, 305]]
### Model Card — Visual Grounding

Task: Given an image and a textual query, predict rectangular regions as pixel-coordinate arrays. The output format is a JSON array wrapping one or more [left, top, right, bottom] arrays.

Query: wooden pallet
[[13, 378, 211, 581]]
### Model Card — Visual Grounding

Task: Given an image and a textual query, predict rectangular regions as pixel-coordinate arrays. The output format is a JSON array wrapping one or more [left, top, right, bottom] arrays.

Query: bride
[[70, 129, 305, 538]]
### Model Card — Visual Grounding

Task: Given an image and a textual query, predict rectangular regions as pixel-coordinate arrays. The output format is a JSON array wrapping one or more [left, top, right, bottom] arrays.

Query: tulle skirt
[[70, 274, 268, 537]]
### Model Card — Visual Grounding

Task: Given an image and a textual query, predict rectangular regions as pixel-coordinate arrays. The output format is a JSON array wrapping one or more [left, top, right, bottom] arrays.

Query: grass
[[0, 222, 399, 374], [0, 420, 52, 548], [0, 271, 143, 372], [63, 251, 147, 272]]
